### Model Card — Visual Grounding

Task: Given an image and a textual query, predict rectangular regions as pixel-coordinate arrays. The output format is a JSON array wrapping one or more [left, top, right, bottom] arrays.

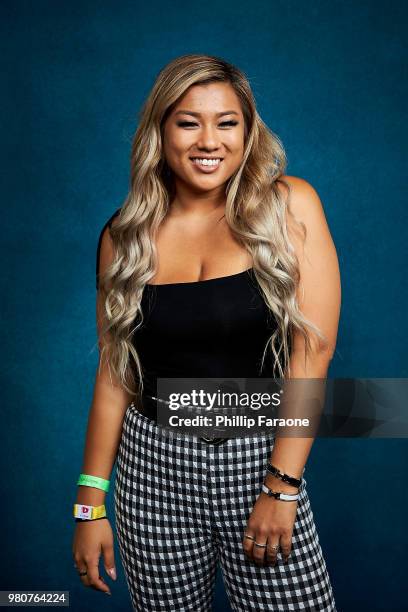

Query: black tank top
[[96, 210, 280, 418]]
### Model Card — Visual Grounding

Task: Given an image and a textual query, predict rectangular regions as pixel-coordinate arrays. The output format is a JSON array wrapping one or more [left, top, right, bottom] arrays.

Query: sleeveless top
[[96, 209, 281, 418]]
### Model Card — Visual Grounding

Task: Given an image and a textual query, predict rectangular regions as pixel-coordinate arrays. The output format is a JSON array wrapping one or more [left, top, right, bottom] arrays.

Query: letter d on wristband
[[77, 473, 110, 492]]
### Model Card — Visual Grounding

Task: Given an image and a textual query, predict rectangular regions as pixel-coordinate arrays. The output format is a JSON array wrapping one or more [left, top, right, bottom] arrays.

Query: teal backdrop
[[1, 0, 407, 610]]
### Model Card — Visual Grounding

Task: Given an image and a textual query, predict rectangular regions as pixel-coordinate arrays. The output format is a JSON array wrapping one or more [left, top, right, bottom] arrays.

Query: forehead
[[171, 82, 242, 115]]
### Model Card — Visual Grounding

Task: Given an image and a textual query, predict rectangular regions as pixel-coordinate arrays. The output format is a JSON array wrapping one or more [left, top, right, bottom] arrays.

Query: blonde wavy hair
[[96, 53, 327, 397]]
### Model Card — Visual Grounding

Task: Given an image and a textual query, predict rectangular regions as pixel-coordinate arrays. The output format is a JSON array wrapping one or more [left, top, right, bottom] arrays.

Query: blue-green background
[[1, 0, 407, 610]]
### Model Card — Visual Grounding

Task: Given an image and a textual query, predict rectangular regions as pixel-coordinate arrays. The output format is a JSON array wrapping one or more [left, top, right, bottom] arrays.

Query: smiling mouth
[[189, 157, 223, 168]]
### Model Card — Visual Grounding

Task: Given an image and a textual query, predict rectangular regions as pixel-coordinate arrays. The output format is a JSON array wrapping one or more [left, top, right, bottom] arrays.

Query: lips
[[189, 157, 223, 173]]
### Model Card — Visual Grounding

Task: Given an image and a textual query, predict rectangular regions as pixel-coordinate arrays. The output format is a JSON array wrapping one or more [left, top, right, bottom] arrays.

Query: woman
[[72, 54, 340, 611]]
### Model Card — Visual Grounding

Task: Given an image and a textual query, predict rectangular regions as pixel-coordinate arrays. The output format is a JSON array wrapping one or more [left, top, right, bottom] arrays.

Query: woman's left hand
[[242, 476, 299, 566]]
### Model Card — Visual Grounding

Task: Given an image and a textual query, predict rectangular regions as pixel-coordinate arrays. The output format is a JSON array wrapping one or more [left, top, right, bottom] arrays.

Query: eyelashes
[[176, 120, 239, 128]]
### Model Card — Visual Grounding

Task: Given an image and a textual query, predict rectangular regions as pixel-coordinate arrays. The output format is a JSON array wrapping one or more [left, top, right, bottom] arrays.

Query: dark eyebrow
[[174, 110, 240, 117]]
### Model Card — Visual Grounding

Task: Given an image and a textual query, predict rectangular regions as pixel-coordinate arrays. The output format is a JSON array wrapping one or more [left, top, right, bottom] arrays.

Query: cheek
[[226, 139, 245, 164], [226, 131, 245, 154], [163, 129, 185, 162], [166, 130, 193, 154]]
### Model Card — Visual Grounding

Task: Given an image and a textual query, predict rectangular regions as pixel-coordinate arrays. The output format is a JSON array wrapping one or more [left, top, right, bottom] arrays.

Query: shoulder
[[278, 175, 326, 224], [97, 207, 121, 247], [96, 208, 121, 290], [99, 207, 121, 237], [277, 175, 331, 243]]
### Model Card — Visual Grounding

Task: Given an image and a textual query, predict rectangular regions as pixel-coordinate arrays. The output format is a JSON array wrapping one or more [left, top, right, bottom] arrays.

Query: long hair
[[96, 54, 327, 396]]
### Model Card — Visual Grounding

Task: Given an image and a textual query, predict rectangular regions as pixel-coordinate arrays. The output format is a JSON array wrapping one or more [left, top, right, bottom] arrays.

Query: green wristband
[[77, 473, 110, 492]]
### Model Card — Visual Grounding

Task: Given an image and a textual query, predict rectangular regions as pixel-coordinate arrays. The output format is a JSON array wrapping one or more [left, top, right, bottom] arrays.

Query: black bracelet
[[75, 517, 108, 523], [266, 463, 302, 488]]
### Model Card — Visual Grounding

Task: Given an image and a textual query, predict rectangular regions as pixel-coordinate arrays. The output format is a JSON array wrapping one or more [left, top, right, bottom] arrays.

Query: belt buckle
[[199, 435, 229, 445]]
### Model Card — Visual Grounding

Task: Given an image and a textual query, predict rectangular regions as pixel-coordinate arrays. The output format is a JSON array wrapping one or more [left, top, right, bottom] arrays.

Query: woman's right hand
[[72, 518, 117, 596]]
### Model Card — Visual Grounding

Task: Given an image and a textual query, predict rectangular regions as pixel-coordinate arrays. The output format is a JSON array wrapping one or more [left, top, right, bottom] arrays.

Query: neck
[[169, 180, 226, 218]]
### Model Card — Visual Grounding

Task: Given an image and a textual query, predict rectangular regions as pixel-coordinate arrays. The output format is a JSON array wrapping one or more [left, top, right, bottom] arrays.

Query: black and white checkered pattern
[[114, 404, 337, 611]]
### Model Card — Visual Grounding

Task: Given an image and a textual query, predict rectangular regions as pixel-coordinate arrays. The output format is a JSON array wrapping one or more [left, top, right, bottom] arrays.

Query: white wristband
[[261, 484, 299, 501]]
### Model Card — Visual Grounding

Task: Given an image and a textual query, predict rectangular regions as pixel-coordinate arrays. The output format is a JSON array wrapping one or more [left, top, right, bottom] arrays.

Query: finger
[[242, 530, 256, 560], [86, 558, 111, 595], [102, 543, 117, 581], [74, 555, 90, 586], [252, 531, 268, 565], [266, 540, 280, 565], [279, 532, 293, 563], [76, 564, 90, 587]]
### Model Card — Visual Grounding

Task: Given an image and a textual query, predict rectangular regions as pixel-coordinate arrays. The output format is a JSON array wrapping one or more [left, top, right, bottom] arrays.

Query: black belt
[[136, 393, 230, 445], [197, 435, 230, 445]]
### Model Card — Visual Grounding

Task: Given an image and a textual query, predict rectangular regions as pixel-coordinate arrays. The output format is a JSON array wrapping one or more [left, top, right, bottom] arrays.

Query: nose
[[196, 125, 221, 151]]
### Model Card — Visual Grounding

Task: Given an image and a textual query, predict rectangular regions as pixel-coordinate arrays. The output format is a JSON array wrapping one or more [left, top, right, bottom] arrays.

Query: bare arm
[[243, 175, 341, 566], [75, 223, 135, 507], [265, 175, 341, 492]]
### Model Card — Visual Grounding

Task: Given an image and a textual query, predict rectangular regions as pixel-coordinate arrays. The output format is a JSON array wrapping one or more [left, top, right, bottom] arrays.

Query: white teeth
[[192, 158, 221, 166]]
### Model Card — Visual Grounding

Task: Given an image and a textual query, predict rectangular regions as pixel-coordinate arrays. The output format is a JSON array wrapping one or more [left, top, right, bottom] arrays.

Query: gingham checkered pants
[[114, 404, 337, 611]]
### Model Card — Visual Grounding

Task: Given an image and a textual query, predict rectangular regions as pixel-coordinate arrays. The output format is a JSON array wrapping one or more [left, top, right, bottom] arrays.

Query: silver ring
[[244, 534, 256, 541], [269, 544, 280, 551], [254, 542, 267, 548]]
